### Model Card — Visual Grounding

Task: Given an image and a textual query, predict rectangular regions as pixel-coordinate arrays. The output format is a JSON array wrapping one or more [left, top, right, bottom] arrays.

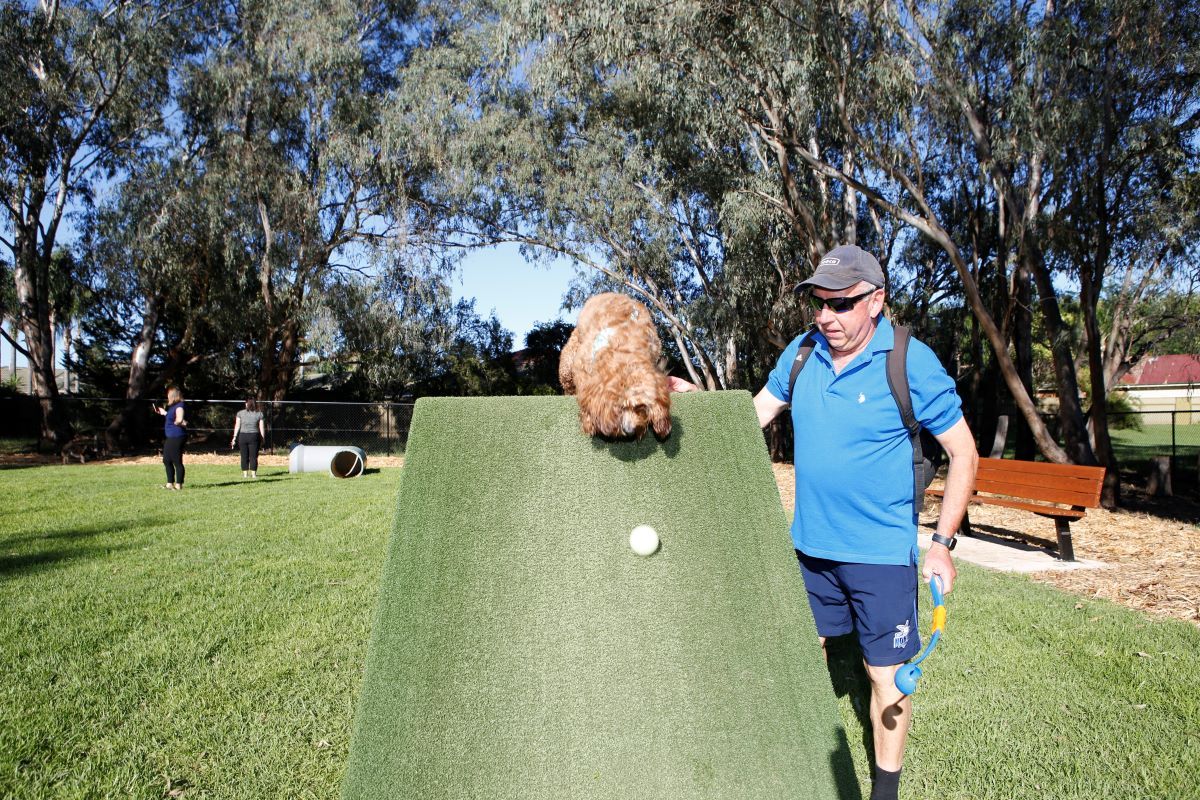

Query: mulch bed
[[772, 463, 1200, 627], [6, 451, 1196, 626]]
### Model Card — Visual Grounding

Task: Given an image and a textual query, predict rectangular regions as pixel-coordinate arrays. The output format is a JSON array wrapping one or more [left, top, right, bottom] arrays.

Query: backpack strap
[[786, 325, 819, 401], [885, 324, 925, 508]]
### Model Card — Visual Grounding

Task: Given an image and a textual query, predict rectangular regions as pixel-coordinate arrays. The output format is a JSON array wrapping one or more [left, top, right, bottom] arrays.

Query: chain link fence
[[0, 396, 415, 456], [2, 399, 1196, 486], [1108, 410, 1200, 493], [1108, 410, 1200, 460]]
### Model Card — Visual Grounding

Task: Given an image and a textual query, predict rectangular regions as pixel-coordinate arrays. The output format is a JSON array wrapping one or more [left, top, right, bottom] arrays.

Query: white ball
[[629, 524, 660, 557]]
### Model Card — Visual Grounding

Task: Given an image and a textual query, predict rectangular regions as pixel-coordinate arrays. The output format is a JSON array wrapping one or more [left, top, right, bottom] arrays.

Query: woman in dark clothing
[[230, 398, 266, 478], [152, 386, 187, 489]]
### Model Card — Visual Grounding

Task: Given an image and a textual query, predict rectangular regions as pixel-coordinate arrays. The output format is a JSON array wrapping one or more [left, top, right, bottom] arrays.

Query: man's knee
[[864, 662, 905, 700]]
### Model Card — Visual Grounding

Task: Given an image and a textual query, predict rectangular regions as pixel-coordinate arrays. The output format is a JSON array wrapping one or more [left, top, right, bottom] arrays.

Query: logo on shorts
[[893, 621, 911, 650], [857, 392, 866, 404]]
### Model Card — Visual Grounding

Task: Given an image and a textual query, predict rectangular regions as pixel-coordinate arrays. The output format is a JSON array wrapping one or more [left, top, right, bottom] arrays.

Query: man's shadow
[[823, 634, 877, 767]]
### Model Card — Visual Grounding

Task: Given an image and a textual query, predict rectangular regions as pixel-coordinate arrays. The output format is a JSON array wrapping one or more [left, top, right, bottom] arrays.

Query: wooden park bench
[[926, 457, 1107, 561]]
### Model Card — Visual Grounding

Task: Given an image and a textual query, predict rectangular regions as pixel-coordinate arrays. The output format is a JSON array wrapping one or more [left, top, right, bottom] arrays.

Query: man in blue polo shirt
[[673, 244, 977, 800], [762, 244, 976, 800]]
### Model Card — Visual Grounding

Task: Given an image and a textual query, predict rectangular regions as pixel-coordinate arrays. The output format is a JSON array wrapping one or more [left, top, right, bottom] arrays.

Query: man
[[673, 244, 976, 800]]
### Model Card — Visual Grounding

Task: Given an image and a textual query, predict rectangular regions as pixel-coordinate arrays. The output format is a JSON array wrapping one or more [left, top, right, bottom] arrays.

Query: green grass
[[0, 437, 38, 455], [1, 464, 397, 799], [1110, 423, 1200, 459], [2, 429, 1199, 798], [1110, 424, 1200, 493]]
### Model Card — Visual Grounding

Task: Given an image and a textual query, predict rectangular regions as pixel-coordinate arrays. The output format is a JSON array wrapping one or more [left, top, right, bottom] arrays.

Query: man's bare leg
[[864, 661, 910, 799]]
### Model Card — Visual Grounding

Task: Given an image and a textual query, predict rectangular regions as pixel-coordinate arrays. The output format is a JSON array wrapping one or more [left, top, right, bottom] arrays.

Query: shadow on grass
[[824, 634, 875, 771], [0, 460, 57, 471], [0, 541, 138, 579], [829, 725, 865, 800], [2, 515, 177, 548], [200, 476, 290, 488]]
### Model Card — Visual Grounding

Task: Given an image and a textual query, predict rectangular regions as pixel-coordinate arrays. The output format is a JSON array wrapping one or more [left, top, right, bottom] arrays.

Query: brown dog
[[559, 292, 672, 440]]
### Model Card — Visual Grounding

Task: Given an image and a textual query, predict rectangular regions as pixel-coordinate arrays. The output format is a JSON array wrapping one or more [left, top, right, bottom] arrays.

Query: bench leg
[[959, 509, 974, 538], [1054, 518, 1075, 562]]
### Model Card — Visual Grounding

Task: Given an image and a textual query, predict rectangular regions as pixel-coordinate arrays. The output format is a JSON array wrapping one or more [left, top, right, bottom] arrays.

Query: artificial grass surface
[[342, 392, 856, 799]]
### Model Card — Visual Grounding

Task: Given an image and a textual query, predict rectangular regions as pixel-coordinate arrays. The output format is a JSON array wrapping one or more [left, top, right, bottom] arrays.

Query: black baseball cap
[[797, 245, 886, 291]]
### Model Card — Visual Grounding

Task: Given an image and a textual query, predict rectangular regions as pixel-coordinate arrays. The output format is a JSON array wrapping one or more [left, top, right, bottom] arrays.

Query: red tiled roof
[[1120, 354, 1200, 386]]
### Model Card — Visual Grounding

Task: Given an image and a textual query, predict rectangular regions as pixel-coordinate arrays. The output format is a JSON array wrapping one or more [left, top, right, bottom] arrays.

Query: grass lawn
[[1, 464, 396, 799], [1110, 423, 1200, 460], [1110, 424, 1200, 493], [3, 461, 1199, 799]]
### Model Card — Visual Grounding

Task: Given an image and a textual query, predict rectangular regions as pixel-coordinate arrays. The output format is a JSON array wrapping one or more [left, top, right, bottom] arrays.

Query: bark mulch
[[771, 463, 1200, 627]]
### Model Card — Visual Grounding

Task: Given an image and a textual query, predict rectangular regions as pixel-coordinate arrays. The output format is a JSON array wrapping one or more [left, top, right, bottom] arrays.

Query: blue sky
[[452, 243, 580, 348]]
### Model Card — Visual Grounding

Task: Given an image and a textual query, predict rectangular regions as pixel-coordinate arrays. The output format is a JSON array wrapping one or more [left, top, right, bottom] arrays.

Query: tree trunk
[[1023, 243, 1096, 466], [260, 318, 302, 402], [1013, 266, 1036, 460], [13, 238, 70, 446], [1081, 271, 1120, 507], [723, 334, 738, 390], [106, 295, 161, 451]]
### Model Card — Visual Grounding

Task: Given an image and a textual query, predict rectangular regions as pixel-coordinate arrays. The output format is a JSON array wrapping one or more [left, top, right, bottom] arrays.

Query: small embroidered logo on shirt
[[857, 392, 866, 404], [893, 621, 910, 650]]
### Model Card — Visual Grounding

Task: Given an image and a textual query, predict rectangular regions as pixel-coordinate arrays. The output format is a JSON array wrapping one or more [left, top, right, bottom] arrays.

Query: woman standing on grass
[[152, 386, 187, 490], [230, 398, 266, 479]]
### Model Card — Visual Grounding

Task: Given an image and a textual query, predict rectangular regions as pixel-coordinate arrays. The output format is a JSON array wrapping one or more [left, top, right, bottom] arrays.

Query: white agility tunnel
[[288, 444, 367, 478]]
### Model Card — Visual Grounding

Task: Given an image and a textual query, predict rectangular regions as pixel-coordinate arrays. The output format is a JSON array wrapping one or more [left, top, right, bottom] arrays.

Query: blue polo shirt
[[765, 318, 962, 566]]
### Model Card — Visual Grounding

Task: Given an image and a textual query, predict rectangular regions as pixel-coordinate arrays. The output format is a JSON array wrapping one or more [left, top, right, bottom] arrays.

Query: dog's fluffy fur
[[559, 292, 672, 440]]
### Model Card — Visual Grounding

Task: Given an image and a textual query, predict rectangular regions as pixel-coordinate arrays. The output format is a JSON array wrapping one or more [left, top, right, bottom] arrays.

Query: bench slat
[[976, 464, 1102, 494], [928, 489, 1087, 520], [975, 458, 1105, 507], [973, 478, 1101, 509], [976, 457, 1107, 481], [979, 470, 1099, 494]]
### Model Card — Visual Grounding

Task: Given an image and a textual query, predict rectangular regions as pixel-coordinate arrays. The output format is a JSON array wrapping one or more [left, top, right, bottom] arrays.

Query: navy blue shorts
[[796, 551, 921, 667]]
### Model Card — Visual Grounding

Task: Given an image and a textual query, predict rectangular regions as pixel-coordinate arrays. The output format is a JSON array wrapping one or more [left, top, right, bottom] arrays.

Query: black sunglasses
[[807, 289, 877, 313]]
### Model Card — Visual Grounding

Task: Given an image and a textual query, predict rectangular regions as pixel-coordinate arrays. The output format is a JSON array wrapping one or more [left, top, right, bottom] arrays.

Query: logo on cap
[[820, 257, 841, 266]]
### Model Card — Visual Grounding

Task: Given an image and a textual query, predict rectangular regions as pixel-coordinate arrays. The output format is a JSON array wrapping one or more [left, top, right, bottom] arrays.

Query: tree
[[518, 320, 573, 393], [81, 152, 256, 446], [395, 2, 823, 396], [176, 0, 437, 401], [1, 0, 193, 446]]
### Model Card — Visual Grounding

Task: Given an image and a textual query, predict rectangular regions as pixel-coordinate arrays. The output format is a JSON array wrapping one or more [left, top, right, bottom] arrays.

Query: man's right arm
[[754, 387, 788, 429]]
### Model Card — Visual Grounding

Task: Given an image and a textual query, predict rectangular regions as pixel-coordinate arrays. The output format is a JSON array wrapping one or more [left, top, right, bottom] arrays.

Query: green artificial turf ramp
[[342, 391, 858, 799]]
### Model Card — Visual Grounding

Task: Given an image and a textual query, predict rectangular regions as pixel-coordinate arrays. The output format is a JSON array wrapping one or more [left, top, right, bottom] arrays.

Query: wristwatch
[[931, 533, 957, 551]]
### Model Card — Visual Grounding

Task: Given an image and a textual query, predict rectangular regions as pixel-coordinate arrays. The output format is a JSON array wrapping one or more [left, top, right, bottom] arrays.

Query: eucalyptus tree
[[82, 151, 259, 446], [1, 0, 196, 445], [548, 0, 1199, 486], [179, 0, 436, 401], [391, 1, 829, 392], [308, 269, 468, 397], [883, 0, 1200, 501]]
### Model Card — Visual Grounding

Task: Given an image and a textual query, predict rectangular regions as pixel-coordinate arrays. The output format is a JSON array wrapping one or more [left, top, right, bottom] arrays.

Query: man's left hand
[[922, 543, 957, 594]]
